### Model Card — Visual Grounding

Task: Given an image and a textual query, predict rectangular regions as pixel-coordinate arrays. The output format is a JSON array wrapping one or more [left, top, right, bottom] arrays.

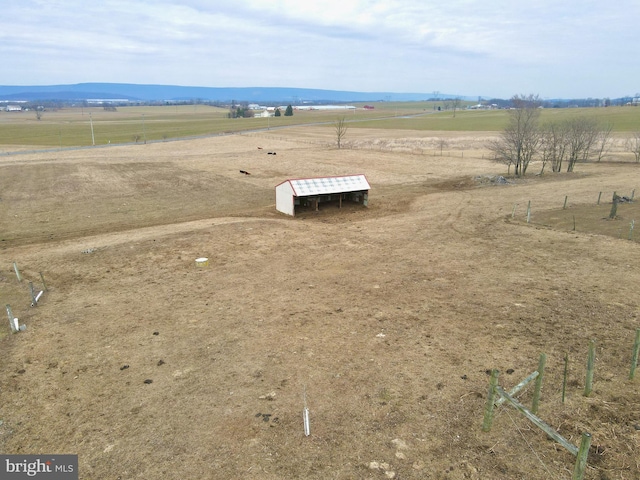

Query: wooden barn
[[275, 174, 370, 217]]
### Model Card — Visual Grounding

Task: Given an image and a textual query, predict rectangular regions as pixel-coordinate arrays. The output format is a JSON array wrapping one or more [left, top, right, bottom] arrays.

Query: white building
[[275, 174, 370, 216]]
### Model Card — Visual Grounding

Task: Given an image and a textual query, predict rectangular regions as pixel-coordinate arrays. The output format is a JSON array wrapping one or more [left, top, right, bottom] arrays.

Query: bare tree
[[452, 97, 462, 117], [436, 138, 448, 156], [334, 116, 348, 149], [540, 121, 568, 173], [487, 94, 541, 177], [627, 131, 640, 162], [594, 122, 614, 162], [565, 117, 599, 172]]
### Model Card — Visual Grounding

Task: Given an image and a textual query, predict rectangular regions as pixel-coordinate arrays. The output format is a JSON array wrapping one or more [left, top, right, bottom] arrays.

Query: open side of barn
[[275, 174, 370, 217]]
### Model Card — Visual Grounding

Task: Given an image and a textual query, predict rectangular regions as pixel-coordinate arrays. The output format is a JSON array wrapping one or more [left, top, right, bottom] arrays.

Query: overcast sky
[[2, 0, 639, 99]]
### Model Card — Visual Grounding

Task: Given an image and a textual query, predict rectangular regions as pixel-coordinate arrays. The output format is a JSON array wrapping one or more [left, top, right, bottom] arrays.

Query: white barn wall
[[275, 181, 295, 216]]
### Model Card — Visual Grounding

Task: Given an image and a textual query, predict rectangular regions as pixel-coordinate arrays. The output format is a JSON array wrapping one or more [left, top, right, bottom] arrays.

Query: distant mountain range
[[0, 83, 474, 103]]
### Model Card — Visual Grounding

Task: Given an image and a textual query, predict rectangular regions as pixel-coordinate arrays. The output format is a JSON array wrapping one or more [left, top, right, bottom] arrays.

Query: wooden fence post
[[572, 432, 592, 480], [630, 328, 640, 380], [482, 369, 500, 432], [39, 272, 48, 291], [526, 201, 531, 223], [584, 340, 596, 397], [609, 192, 619, 219], [511, 204, 518, 219], [531, 353, 546, 414], [563, 196, 568, 209], [629, 220, 635, 240], [597, 192, 602, 205]]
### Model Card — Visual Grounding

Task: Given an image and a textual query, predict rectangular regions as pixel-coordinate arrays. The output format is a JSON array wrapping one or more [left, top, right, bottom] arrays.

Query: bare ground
[[1, 129, 639, 479]]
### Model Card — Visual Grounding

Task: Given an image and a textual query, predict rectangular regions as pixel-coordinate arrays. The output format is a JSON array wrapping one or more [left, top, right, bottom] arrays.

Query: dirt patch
[[0, 128, 639, 479]]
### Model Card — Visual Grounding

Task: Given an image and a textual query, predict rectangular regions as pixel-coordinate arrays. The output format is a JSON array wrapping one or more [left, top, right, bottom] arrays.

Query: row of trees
[[227, 104, 294, 118], [487, 94, 638, 177]]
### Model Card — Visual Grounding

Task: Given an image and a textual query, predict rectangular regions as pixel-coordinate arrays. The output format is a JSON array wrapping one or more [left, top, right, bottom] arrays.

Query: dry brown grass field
[[1, 127, 639, 479]]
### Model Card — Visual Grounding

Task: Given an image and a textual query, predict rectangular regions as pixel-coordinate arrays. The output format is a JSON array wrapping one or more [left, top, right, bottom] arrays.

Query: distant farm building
[[5, 105, 22, 112], [275, 174, 370, 217]]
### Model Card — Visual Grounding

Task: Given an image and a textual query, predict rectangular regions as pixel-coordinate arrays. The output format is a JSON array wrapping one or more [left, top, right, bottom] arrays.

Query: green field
[[0, 102, 638, 149], [352, 105, 640, 132]]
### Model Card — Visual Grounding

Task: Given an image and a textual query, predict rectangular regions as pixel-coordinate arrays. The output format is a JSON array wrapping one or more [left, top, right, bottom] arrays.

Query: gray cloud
[[1, 0, 639, 98]]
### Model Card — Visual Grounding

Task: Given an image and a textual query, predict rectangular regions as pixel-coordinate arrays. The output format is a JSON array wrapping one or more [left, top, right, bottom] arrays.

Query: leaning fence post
[[572, 432, 592, 480], [630, 328, 640, 380], [597, 192, 602, 205], [584, 340, 596, 397], [13, 262, 22, 282], [482, 369, 500, 432], [531, 353, 546, 414], [511, 203, 518, 218]]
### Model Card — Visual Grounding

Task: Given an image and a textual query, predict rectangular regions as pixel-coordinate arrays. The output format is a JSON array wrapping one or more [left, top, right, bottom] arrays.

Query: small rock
[[384, 471, 396, 479], [633, 424, 640, 431], [120, 365, 129, 371], [395, 451, 406, 460], [143, 379, 153, 384], [157, 360, 165, 366], [368, 461, 380, 470], [412, 460, 425, 470], [461, 374, 468, 380], [259, 392, 276, 401], [152, 331, 159, 336], [391, 438, 409, 450], [506, 368, 515, 374]]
